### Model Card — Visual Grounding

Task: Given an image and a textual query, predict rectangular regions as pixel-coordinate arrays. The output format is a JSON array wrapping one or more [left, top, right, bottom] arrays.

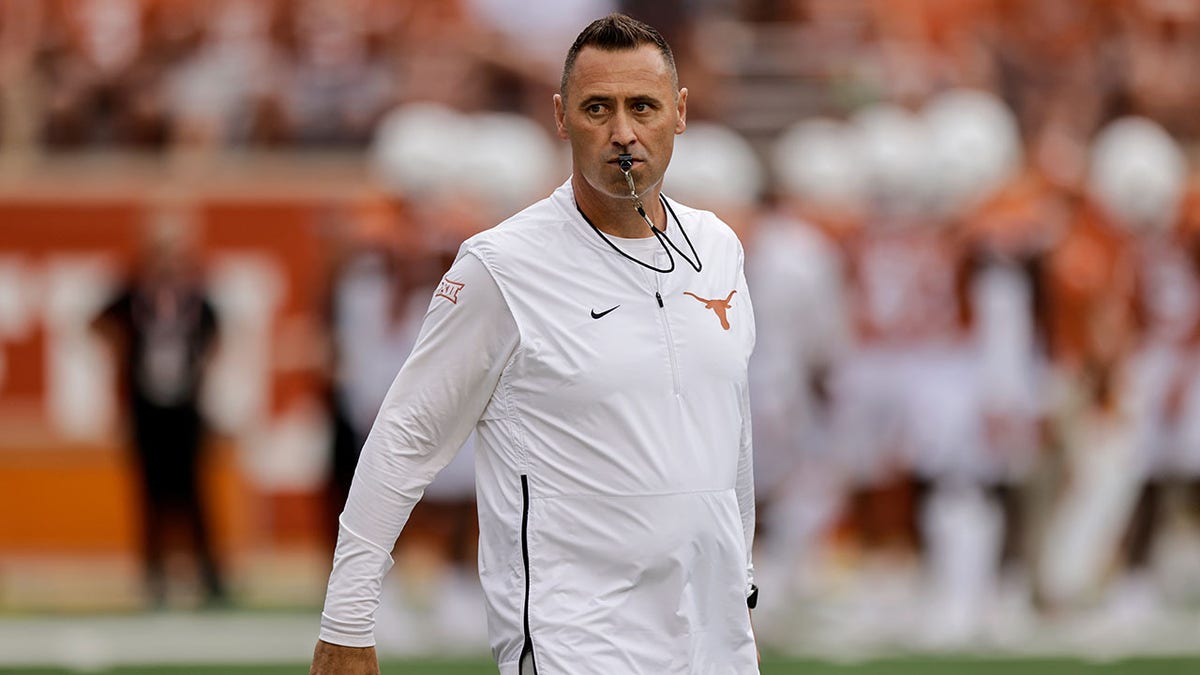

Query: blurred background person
[[36, 0, 173, 149], [830, 102, 940, 568], [316, 191, 489, 649], [90, 203, 226, 609], [318, 195, 421, 547], [1036, 116, 1196, 619], [272, 0, 396, 147], [163, 0, 286, 150], [913, 87, 1026, 646], [1031, 120, 1146, 616]]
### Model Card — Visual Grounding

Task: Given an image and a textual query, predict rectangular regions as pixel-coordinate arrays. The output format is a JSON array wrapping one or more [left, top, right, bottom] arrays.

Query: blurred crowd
[[2, 0, 1200, 153], [0, 0, 625, 152], [5, 0, 1200, 654]]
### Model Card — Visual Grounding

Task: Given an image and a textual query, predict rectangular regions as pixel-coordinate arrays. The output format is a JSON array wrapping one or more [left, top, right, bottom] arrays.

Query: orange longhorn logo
[[684, 290, 737, 330]]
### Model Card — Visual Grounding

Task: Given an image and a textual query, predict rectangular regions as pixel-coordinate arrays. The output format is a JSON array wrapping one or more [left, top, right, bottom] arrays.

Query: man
[[92, 211, 225, 607], [311, 14, 759, 674]]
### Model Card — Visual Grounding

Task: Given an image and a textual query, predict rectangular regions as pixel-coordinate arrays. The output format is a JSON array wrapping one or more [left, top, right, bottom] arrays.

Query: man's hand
[[310, 640, 379, 675]]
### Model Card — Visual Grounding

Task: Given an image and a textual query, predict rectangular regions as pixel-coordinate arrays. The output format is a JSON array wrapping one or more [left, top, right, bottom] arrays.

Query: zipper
[[654, 275, 682, 396], [519, 475, 539, 674]]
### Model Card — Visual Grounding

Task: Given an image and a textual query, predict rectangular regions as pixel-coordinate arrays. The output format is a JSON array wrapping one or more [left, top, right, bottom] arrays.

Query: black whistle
[[618, 154, 633, 172]]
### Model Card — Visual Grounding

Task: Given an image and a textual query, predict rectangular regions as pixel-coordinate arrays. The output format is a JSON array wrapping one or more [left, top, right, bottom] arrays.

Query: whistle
[[617, 153, 647, 219]]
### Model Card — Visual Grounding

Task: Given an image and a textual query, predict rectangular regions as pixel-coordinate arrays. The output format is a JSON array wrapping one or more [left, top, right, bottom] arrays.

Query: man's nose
[[609, 111, 637, 148]]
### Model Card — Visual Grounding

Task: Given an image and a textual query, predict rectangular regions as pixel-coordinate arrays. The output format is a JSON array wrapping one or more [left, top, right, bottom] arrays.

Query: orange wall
[[0, 441, 253, 554]]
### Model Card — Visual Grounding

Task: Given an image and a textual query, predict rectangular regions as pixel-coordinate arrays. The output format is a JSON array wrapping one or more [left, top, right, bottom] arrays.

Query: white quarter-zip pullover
[[320, 180, 758, 674]]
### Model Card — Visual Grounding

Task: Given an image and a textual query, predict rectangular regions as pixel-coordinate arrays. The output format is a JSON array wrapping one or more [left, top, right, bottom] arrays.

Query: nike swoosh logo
[[591, 305, 620, 319]]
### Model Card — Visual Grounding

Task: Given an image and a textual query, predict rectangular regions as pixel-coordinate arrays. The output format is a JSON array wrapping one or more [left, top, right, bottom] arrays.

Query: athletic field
[[9, 656, 1200, 674], [4, 607, 1199, 675]]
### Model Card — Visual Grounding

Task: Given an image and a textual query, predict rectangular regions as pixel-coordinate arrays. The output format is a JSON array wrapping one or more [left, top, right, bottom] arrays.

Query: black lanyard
[[575, 195, 703, 274]]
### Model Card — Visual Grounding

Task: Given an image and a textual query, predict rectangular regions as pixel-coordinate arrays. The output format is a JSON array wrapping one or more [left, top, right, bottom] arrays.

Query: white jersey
[[320, 180, 759, 674]]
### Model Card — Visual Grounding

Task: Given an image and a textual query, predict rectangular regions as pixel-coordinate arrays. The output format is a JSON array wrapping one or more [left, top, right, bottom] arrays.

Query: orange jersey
[[1042, 200, 1139, 369], [965, 174, 1065, 256]]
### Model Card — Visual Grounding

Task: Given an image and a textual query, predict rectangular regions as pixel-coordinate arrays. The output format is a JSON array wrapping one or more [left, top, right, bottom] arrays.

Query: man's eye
[[588, 104, 605, 114], [633, 103, 650, 112]]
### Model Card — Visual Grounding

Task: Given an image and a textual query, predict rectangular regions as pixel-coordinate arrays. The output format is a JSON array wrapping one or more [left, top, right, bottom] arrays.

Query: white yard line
[[0, 613, 320, 670]]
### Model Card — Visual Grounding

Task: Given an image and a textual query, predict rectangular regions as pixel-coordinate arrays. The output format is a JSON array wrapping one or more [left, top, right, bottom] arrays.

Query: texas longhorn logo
[[684, 290, 736, 330]]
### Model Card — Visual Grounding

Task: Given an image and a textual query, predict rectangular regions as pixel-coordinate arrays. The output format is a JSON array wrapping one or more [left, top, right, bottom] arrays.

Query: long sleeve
[[318, 251, 519, 647], [735, 249, 757, 598], [737, 380, 757, 594]]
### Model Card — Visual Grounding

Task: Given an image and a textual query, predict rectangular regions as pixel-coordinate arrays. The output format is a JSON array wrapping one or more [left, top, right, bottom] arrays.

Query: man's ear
[[554, 94, 569, 140], [675, 87, 688, 135]]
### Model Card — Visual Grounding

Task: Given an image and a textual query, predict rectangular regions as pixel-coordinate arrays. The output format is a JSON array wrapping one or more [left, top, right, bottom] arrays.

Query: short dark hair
[[560, 13, 678, 98]]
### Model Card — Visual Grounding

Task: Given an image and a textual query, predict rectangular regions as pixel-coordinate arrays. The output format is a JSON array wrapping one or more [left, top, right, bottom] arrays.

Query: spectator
[[92, 205, 226, 608]]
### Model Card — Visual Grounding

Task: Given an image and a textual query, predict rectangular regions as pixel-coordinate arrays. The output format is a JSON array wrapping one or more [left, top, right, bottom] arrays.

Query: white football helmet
[[923, 89, 1022, 217], [664, 121, 765, 211], [460, 112, 560, 218], [772, 117, 865, 218], [1088, 116, 1187, 232], [850, 102, 935, 222], [370, 102, 472, 197]]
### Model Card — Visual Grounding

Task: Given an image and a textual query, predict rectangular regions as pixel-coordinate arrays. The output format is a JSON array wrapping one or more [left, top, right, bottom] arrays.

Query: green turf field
[[9, 656, 1200, 674]]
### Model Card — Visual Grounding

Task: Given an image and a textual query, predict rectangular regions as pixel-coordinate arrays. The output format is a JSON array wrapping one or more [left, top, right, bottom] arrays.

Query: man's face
[[555, 45, 687, 201]]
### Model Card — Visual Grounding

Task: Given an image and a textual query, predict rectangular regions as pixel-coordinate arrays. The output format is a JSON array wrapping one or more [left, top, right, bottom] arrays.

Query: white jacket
[[320, 180, 759, 674]]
